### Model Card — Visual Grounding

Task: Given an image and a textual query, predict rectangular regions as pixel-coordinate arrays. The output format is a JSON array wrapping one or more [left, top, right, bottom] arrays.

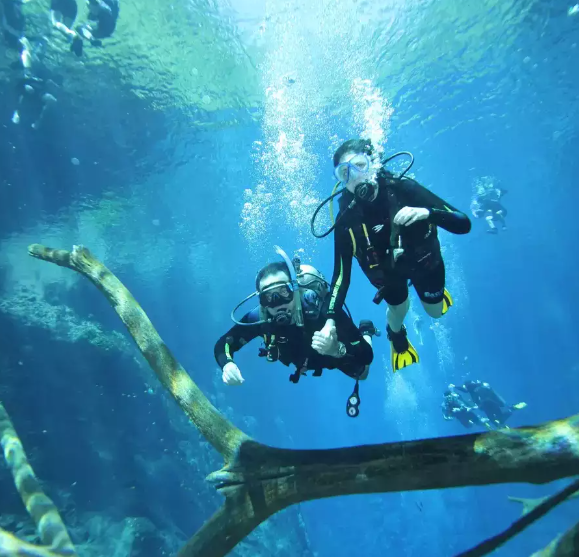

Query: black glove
[[359, 320, 381, 337]]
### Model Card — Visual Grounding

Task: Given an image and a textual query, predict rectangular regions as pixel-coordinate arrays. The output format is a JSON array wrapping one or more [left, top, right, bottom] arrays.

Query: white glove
[[222, 362, 244, 386]]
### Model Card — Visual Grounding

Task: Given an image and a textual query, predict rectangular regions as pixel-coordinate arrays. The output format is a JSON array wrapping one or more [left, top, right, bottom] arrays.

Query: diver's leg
[[19, 37, 33, 69], [32, 92, 57, 129], [483, 401, 506, 426], [495, 210, 507, 230], [415, 260, 446, 319], [387, 298, 409, 332], [356, 333, 373, 380], [12, 82, 33, 124], [457, 414, 472, 429], [485, 211, 498, 234], [383, 271, 410, 333], [51, 11, 75, 39], [383, 276, 419, 371], [11, 92, 25, 124], [421, 299, 444, 318]]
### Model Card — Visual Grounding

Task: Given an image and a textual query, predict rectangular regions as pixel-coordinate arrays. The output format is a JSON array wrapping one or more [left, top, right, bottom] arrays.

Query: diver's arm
[[95, 0, 113, 15], [401, 178, 472, 234], [214, 315, 260, 368], [326, 228, 353, 320], [334, 309, 374, 365], [442, 404, 453, 420], [470, 199, 483, 218]]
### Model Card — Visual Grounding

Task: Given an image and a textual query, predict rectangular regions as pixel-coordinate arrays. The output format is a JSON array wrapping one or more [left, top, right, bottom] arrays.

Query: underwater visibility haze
[[1, 0, 579, 555]]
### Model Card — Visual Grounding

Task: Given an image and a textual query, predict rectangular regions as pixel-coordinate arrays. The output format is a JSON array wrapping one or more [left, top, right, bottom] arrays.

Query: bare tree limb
[[0, 402, 77, 556], [509, 488, 579, 516], [27, 244, 248, 465], [532, 520, 579, 556], [0, 527, 73, 557], [455, 477, 579, 556], [27, 244, 579, 557]]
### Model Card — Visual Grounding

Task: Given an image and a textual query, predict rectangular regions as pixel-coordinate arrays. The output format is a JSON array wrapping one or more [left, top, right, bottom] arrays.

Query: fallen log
[[26, 244, 579, 557]]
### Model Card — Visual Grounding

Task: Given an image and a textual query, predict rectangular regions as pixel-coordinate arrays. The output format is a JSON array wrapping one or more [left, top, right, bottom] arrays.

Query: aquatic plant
[[0, 243, 577, 556]]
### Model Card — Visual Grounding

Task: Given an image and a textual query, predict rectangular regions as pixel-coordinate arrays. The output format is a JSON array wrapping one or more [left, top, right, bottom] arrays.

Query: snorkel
[[310, 151, 415, 238], [230, 245, 304, 327], [274, 244, 304, 328]]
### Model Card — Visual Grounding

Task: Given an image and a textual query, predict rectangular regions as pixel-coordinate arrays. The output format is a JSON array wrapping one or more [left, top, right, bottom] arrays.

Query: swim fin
[[387, 325, 419, 373], [441, 289, 453, 315], [513, 402, 527, 410]]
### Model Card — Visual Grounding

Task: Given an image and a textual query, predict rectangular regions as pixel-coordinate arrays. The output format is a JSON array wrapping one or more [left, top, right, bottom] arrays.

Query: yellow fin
[[390, 340, 419, 373], [441, 289, 454, 315]]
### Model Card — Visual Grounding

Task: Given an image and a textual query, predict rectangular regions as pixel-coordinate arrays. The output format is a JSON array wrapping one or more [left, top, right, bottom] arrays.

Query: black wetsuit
[[1, 0, 24, 46], [50, 0, 78, 21], [328, 170, 471, 316], [214, 301, 373, 381], [442, 393, 485, 429], [457, 381, 512, 426], [471, 189, 507, 220], [87, 0, 119, 38]]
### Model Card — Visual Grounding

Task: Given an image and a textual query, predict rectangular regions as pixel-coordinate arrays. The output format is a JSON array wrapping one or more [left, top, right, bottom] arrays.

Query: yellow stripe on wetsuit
[[348, 229, 357, 256], [328, 257, 344, 314]]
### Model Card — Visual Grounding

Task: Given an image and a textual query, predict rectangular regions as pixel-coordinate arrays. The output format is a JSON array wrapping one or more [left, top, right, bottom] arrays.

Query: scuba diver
[[214, 246, 379, 417], [441, 389, 489, 429], [75, 0, 119, 52], [1, 2, 59, 130], [50, 0, 84, 57], [451, 380, 527, 429], [12, 71, 58, 129], [311, 138, 471, 373], [470, 178, 508, 234], [1, 0, 25, 48], [8, 35, 59, 129]]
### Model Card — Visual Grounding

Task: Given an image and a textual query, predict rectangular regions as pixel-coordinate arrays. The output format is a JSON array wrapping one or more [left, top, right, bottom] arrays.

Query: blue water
[[1, 0, 578, 555]]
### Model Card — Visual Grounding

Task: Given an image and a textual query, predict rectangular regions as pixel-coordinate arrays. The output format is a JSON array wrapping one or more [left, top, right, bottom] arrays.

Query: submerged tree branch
[[27, 244, 248, 465], [532, 520, 579, 556], [509, 488, 579, 516], [27, 244, 579, 557], [456, 477, 579, 557], [0, 401, 77, 556], [0, 528, 72, 557]]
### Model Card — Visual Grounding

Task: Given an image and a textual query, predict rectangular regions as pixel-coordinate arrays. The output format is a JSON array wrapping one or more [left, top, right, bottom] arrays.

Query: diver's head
[[444, 390, 452, 397], [298, 264, 328, 320], [475, 185, 486, 196], [256, 262, 296, 325], [333, 138, 381, 202]]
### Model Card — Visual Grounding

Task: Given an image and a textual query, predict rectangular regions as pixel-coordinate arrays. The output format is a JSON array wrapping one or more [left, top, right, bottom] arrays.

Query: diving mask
[[333, 153, 371, 183], [258, 281, 296, 308], [230, 245, 304, 328]]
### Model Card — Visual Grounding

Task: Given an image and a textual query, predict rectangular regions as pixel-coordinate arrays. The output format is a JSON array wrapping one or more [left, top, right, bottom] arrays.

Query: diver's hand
[[394, 206, 430, 226], [316, 319, 336, 343], [321, 319, 336, 333], [222, 362, 244, 386], [312, 326, 340, 356]]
